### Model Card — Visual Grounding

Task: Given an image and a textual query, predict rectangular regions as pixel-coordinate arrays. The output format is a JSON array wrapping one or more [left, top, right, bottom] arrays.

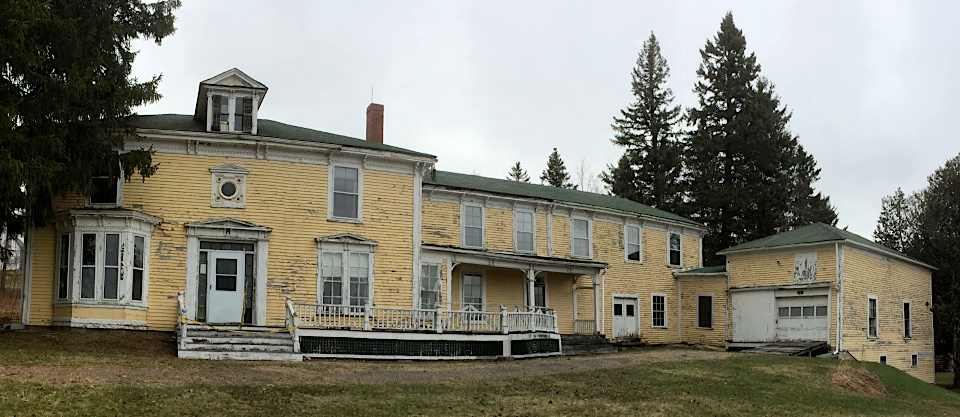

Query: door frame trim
[[611, 292, 641, 339]]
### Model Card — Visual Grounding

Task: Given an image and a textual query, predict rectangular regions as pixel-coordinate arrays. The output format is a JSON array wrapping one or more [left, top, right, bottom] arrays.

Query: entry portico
[[420, 244, 607, 335]]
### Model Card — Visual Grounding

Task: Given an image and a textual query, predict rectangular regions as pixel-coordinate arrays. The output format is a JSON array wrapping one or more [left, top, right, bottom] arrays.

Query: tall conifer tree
[[603, 32, 683, 212], [686, 13, 836, 264], [541, 148, 575, 189], [506, 161, 530, 182]]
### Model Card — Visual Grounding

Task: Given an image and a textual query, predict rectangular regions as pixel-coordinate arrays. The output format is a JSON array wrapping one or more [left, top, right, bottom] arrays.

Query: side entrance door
[[206, 251, 246, 324], [612, 296, 640, 339]]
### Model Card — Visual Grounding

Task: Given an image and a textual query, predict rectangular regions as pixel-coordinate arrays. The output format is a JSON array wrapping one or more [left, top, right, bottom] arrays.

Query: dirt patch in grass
[[832, 363, 891, 397], [0, 285, 20, 326]]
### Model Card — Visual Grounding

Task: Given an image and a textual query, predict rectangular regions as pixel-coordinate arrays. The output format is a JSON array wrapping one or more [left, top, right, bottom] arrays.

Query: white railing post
[[552, 309, 559, 334], [286, 297, 300, 353], [435, 302, 443, 333], [363, 302, 372, 331], [500, 305, 508, 334], [177, 291, 187, 350]]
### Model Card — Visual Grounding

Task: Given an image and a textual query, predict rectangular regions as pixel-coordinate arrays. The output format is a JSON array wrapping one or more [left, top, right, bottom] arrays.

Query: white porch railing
[[574, 319, 595, 335], [293, 302, 557, 334]]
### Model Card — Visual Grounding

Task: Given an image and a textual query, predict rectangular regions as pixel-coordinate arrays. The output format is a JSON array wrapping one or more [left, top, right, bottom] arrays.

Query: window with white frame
[[868, 296, 878, 338], [652, 294, 667, 328], [903, 300, 912, 339], [514, 211, 535, 253], [697, 294, 713, 329], [625, 225, 641, 262], [331, 166, 361, 220], [56, 211, 156, 307], [668, 232, 681, 267], [879, 354, 887, 364], [911, 353, 919, 368], [210, 164, 248, 208], [87, 160, 122, 208], [463, 205, 484, 248], [420, 264, 441, 310], [571, 218, 591, 258], [320, 251, 372, 307], [462, 273, 484, 310]]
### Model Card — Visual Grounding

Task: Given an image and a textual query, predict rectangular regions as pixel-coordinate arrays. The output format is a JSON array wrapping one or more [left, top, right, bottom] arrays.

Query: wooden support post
[[527, 268, 536, 310], [500, 305, 508, 334], [592, 273, 600, 335], [435, 303, 443, 334]]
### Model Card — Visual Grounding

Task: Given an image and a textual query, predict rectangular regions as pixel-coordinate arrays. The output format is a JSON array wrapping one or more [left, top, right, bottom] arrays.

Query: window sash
[[419, 264, 441, 309], [132, 236, 145, 302], [903, 302, 912, 338], [668, 233, 681, 266], [533, 277, 546, 308], [515, 212, 534, 252], [462, 274, 483, 310], [320, 251, 373, 307], [348, 253, 370, 306], [463, 205, 483, 247], [57, 234, 70, 300], [868, 298, 878, 338], [332, 167, 360, 219], [320, 252, 343, 305], [626, 226, 641, 261], [102, 233, 120, 300], [652, 295, 666, 327], [697, 296, 712, 328], [80, 233, 97, 299]]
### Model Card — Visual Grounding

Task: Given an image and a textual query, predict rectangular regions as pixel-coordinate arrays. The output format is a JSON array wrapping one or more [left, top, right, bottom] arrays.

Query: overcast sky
[[129, 1, 960, 240]]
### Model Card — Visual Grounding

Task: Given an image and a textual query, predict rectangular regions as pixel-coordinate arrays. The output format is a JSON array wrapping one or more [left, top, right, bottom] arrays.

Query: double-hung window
[[463, 205, 484, 248], [868, 296, 878, 338], [903, 300, 912, 339], [625, 225, 641, 262], [88, 160, 122, 207], [331, 166, 361, 221], [317, 236, 376, 309], [56, 234, 70, 300], [533, 276, 547, 308], [514, 211, 535, 253], [211, 95, 254, 133], [420, 264, 441, 310], [668, 232, 682, 267], [462, 273, 484, 311], [320, 251, 372, 307], [697, 295, 713, 329], [571, 218, 591, 258], [652, 294, 667, 328]]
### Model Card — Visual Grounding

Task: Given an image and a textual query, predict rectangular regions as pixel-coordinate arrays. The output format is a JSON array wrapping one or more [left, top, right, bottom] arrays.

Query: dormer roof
[[193, 68, 268, 122]]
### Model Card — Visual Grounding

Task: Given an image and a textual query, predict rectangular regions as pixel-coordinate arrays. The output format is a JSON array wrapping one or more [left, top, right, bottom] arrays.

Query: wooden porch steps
[[177, 324, 303, 361], [560, 334, 619, 356]]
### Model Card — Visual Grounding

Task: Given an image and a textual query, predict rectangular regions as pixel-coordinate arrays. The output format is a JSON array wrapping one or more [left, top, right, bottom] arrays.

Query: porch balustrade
[[292, 302, 557, 334], [574, 319, 595, 335]]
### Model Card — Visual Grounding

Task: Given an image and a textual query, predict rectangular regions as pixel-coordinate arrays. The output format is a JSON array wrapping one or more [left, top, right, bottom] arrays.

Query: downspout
[[834, 242, 844, 354], [601, 267, 608, 335]]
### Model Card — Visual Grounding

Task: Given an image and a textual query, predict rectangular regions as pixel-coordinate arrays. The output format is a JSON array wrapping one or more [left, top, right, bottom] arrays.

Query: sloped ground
[[1, 328, 958, 416]]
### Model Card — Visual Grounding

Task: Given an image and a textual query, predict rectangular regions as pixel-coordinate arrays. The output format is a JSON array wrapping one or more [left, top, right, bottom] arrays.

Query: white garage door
[[775, 296, 829, 342]]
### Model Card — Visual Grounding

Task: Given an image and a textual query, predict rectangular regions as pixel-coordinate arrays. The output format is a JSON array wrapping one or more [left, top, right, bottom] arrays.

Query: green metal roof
[[424, 170, 704, 228], [126, 114, 435, 159], [718, 222, 934, 269], [673, 265, 727, 275]]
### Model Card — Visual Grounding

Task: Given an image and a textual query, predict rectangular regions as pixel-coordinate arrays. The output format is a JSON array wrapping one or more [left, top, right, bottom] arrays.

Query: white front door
[[206, 251, 246, 324], [775, 296, 829, 342], [612, 296, 640, 339]]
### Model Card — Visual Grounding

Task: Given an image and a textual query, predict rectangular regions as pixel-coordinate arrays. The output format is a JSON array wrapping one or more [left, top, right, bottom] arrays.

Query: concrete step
[[178, 350, 303, 361], [182, 336, 294, 346], [181, 343, 294, 353], [184, 330, 292, 339]]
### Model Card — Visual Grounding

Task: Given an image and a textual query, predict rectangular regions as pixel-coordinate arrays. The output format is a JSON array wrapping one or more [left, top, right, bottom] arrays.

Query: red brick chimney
[[366, 103, 384, 144]]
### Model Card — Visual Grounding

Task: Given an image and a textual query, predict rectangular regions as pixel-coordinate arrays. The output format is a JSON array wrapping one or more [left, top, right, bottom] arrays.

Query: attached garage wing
[[775, 296, 829, 342]]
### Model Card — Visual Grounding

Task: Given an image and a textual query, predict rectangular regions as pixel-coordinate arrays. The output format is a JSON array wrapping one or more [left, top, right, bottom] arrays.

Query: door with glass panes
[[612, 296, 640, 338], [206, 251, 246, 323]]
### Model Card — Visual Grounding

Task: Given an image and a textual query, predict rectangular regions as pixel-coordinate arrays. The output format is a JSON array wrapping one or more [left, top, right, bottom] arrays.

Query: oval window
[[220, 180, 238, 199]]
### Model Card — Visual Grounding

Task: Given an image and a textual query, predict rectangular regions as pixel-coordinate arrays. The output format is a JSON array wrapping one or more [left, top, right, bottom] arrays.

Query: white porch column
[[526, 268, 536, 309], [592, 273, 600, 335], [446, 260, 456, 310], [205, 91, 213, 131]]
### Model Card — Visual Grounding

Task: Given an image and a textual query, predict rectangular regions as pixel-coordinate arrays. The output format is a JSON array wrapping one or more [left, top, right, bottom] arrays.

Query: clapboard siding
[[841, 249, 934, 383], [678, 279, 727, 346], [728, 247, 836, 288], [421, 201, 459, 247], [31, 152, 416, 331]]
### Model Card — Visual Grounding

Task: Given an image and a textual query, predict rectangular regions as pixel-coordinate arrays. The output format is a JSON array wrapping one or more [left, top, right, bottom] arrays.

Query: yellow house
[[717, 223, 936, 383]]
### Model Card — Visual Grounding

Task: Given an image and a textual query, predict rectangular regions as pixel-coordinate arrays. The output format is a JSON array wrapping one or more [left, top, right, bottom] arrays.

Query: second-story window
[[668, 232, 682, 267], [571, 218, 591, 258], [332, 166, 360, 220], [514, 211, 534, 253], [463, 205, 483, 248], [234, 97, 253, 132], [626, 225, 641, 262], [211, 95, 253, 133]]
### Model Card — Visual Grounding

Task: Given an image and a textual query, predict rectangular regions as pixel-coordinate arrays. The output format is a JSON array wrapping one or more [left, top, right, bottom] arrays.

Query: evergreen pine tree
[[603, 32, 683, 212], [506, 161, 530, 182], [0, 0, 179, 235], [540, 148, 575, 189], [873, 188, 921, 253], [685, 13, 837, 264]]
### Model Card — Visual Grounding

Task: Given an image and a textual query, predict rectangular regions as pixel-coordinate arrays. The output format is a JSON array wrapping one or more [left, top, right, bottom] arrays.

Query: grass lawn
[[0, 329, 958, 416]]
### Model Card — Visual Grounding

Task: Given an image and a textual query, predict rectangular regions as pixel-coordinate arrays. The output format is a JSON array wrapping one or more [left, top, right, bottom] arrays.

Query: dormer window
[[195, 68, 267, 135]]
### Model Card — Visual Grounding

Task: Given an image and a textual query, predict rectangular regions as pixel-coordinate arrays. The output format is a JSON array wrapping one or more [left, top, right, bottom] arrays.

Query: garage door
[[775, 296, 829, 342]]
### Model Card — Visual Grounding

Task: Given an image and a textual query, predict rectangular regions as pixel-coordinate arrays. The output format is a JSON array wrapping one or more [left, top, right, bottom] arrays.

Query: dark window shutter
[[211, 95, 221, 131], [243, 98, 253, 132]]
